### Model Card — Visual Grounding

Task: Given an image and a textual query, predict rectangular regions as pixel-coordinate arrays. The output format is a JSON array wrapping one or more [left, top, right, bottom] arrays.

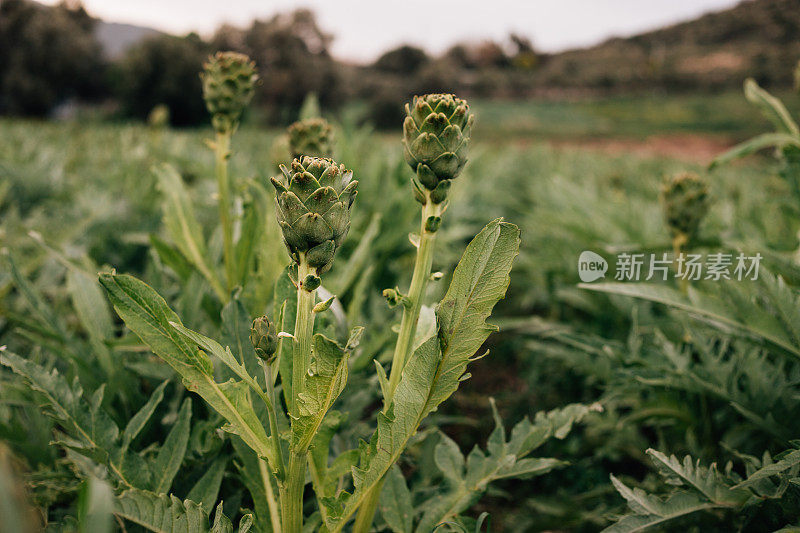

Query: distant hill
[[528, 0, 800, 92], [94, 21, 163, 58]]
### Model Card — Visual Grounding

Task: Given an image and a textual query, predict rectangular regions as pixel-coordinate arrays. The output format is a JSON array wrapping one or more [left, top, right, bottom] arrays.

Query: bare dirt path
[[549, 134, 736, 163]]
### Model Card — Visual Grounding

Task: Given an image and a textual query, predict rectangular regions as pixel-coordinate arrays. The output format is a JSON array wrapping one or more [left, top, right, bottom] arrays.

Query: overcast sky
[[41, 0, 742, 62]]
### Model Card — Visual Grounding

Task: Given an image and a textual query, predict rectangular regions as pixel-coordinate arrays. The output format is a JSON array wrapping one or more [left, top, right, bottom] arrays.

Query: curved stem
[[281, 256, 318, 532], [355, 191, 443, 533], [214, 130, 236, 292], [280, 453, 306, 533], [385, 194, 441, 403], [291, 258, 317, 416], [672, 233, 688, 295]]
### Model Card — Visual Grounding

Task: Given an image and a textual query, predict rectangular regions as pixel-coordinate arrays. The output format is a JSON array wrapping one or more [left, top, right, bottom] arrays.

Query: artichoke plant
[[271, 156, 358, 273], [201, 51, 258, 133], [403, 93, 474, 203], [250, 316, 277, 361], [661, 172, 710, 242], [289, 118, 334, 159]]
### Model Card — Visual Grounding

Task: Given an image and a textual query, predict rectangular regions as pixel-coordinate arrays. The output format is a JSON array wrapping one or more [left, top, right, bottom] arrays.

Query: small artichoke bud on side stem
[[201, 51, 258, 134], [250, 316, 278, 361], [271, 156, 358, 274], [403, 93, 474, 205], [661, 172, 710, 248], [288, 118, 334, 160]]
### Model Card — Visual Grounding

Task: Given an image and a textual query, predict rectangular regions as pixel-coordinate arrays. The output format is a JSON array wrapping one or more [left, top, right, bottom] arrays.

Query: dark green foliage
[[115, 33, 209, 126], [0, 0, 106, 116], [373, 46, 430, 75]]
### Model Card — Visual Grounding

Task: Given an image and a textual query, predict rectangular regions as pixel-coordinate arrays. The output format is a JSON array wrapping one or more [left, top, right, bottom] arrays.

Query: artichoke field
[[1, 56, 800, 533]]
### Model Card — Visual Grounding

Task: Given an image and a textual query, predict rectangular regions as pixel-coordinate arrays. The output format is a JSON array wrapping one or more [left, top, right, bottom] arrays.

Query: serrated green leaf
[[379, 465, 413, 533], [0, 350, 143, 487], [435, 433, 465, 483], [221, 297, 263, 387], [646, 449, 749, 506], [152, 399, 192, 494], [210, 502, 233, 533], [416, 402, 595, 532], [154, 164, 225, 300], [581, 280, 800, 359], [67, 267, 114, 346], [743, 78, 800, 136], [732, 449, 800, 489], [169, 322, 272, 413], [100, 273, 274, 464], [235, 193, 261, 287], [604, 476, 718, 533], [115, 488, 209, 532], [710, 133, 800, 169], [188, 457, 228, 516], [121, 380, 168, 453], [326, 219, 520, 531], [292, 329, 361, 452], [78, 476, 114, 533], [150, 234, 195, 281]]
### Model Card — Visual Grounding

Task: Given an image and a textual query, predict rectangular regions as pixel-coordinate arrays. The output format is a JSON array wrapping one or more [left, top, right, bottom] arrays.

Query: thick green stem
[[355, 192, 442, 533], [672, 233, 688, 295], [385, 194, 441, 403], [280, 257, 317, 532], [351, 475, 385, 533], [291, 258, 317, 416], [280, 452, 306, 533], [214, 130, 236, 292]]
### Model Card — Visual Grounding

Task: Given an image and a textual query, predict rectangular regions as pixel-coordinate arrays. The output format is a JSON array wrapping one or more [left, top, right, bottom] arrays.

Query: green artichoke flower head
[[403, 93, 474, 203], [250, 316, 277, 361], [288, 118, 334, 160], [271, 156, 358, 273], [661, 172, 710, 241], [201, 51, 258, 134]]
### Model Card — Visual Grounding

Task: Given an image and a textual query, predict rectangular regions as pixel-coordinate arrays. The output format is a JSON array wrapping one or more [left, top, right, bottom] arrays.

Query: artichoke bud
[[383, 287, 412, 308], [201, 52, 258, 134], [271, 156, 358, 274], [429, 180, 451, 204], [303, 274, 321, 292], [250, 316, 278, 361], [288, 118, 334, 159], [661, 172, 710, 241], [425, 216, 442, 233], [403, 93, 474, 201], [382, 288, 400, 306]]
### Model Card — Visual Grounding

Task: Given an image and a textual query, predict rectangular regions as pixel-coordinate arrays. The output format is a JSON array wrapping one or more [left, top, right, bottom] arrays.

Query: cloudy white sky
[[42, 0, 742, 62]]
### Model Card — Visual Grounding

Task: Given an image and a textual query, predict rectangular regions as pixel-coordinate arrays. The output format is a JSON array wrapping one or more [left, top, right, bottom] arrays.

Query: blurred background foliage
[[1, 0, 799, 128]]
